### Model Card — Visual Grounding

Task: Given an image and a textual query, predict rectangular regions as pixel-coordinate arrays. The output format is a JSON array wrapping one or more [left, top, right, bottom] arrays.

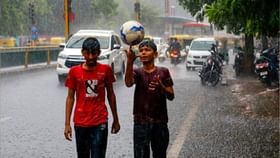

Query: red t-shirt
[[65, 63, 116, 127]]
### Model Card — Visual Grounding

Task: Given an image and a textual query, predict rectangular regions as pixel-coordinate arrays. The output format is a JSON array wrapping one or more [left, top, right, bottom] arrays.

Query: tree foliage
[[139, 4, 161, 35], [0, 0, 164, 38], [178, 0, 279, 38], [0, 0, 60, 36], [0, 0, 120, 36], [0, 0, 28, 36], [178, 0, 214, 17], [178, 0, 279, 73], [91, 0, 118, 19]]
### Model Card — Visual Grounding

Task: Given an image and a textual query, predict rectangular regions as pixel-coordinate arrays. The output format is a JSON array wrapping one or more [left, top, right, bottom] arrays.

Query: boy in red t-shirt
[[64, 37, 120, 158], [125, 40, 175, 158]]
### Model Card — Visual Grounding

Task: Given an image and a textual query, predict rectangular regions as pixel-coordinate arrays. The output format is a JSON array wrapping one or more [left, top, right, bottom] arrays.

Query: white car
[[56, 29, 126, 83], [186, 37, 217, 70]]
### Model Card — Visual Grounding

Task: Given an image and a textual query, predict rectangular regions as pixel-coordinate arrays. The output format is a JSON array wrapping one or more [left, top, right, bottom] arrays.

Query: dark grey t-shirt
[[133, 66, 173, 123]]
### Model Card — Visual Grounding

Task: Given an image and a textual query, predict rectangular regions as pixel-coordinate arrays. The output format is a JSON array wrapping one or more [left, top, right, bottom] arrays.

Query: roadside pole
[[134, 0, 140, 21], [64, 0, 69, 40]]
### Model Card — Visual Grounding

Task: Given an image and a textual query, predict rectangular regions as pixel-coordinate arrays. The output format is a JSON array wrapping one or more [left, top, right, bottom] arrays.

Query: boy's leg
[[90, 123, 108, 158], [74, 126, 91, 158], [150, 123, 169, 158], [134, 123, 150, 158]]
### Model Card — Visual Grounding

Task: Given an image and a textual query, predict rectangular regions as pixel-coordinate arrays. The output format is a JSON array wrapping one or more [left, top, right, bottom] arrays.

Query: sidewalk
[[224, 64, 279, 118]]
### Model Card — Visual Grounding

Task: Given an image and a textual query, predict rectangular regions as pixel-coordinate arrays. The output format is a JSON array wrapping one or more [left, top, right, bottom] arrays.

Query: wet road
[[0, 59, 278, 158]]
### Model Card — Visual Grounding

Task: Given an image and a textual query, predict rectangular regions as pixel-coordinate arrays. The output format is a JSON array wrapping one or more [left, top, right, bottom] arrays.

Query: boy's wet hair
[[139, 40, 157, 52], [82, 37, 100, 53]]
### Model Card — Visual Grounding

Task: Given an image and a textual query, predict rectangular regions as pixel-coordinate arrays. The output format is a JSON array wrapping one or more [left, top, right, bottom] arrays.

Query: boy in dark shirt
[[125, 40, 175, 158]]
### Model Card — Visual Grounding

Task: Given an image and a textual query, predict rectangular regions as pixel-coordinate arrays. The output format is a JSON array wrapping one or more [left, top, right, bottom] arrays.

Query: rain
[[0, 0, 279, 157]]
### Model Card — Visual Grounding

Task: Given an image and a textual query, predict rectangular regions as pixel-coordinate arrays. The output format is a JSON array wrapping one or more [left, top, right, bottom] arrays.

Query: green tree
[[206, 0, 256, 72], [112, 0, 131, 31], [91, 0, 118, 19], [139, 3, 161, 36], [65, 0, 119, 33], [92, 0, 119, 30], [178, 0, 279, 73], [0, 0, 58, 36], [207, 0, 279, 72], [32, 0, 56, 35], [0, 0, 166, 41], [178, 0, 215, 20], [0, 0, 28, 36]]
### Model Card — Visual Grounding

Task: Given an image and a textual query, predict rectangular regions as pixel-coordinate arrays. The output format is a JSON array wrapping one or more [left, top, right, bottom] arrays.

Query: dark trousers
[[74, 123, 108, 158], [134, 122, 169, 158]]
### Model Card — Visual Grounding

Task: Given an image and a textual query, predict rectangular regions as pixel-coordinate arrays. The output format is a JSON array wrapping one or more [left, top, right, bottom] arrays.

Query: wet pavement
[[223, 50, 279, 119], [0, 60, 279, 158], [176, 64, 279, 157], [226, 63, 279, 118]]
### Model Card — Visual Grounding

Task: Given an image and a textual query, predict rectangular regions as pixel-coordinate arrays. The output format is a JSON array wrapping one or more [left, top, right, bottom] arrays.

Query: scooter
[[255, 48, 279, 86]]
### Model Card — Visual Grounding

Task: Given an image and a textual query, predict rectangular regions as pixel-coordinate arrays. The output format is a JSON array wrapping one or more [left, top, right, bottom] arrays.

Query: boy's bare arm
[[106, 84, 120, 134], [64, 89, 75, 141], [125, 60, 134, 87], [156, 76, 175, 101], [124, 48, 136, 87], [163, 86, 175, 101]]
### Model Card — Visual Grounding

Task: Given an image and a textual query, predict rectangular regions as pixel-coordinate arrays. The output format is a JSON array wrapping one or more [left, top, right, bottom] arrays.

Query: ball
[[120, 20, 145, 45]]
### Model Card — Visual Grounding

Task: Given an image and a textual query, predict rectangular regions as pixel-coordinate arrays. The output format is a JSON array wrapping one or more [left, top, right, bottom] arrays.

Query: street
[[0, 59, 278, 158]]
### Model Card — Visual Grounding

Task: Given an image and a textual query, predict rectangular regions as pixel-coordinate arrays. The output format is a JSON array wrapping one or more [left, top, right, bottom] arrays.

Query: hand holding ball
[[120, 20, 145, 46]]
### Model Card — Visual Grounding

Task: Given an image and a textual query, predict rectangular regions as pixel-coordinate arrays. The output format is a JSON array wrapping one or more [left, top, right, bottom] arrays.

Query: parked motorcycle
[[255, 47, 279, 86], [199, 44, 223, 86], [233, 47, 244, 76]]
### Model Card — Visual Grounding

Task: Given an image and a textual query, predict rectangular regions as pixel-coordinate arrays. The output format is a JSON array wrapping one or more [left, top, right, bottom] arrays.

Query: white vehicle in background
[[153, 37, 163, 52], [144, 36, 164, 53], [56, 29, 126, 83], [153, 36, 167, 62], [186, 37, 217, 70]]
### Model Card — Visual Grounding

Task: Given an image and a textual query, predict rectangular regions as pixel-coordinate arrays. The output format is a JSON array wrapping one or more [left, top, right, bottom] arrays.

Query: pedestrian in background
[[31, 25, 38, 46], [64, 37, 120, 158], [124, 40, 175, 158]]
